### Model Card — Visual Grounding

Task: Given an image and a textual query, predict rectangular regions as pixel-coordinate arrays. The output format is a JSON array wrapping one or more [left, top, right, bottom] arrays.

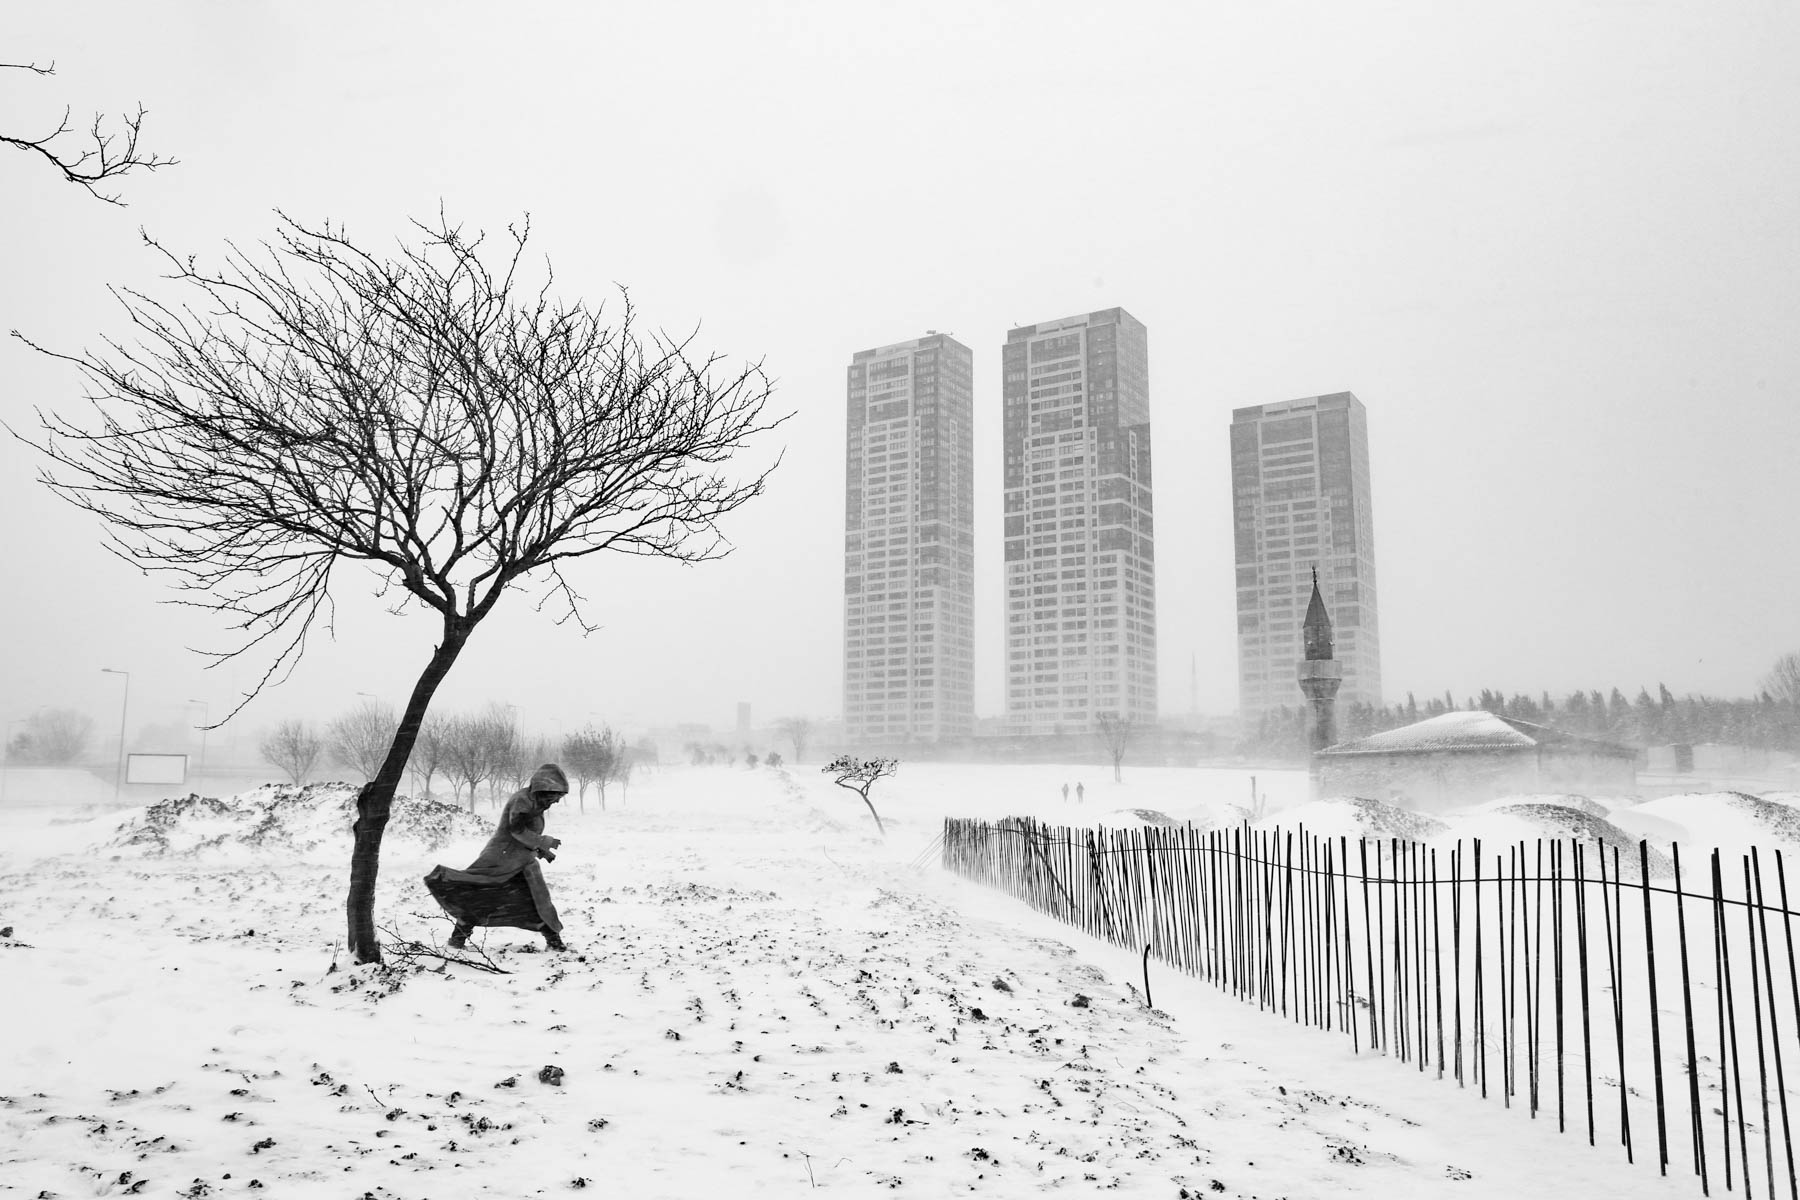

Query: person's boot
[[543, 928, 568, 952], [448, 924, 472, 950]]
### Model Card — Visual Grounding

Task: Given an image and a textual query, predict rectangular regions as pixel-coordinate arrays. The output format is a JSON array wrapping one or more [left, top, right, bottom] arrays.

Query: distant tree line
[[257, 701, 655, 810], [1243, 678, 1800, 763]]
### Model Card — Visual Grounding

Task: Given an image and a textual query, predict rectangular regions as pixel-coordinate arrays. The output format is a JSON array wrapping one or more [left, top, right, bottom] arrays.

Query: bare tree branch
[[2, 61, 175, 204]]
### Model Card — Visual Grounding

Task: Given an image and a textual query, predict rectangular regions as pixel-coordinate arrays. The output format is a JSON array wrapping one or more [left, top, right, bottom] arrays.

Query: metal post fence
[[941, 815, 1800, 1198]]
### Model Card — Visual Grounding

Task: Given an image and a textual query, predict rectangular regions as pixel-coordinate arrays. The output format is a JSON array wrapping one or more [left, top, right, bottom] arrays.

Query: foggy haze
[[4, 1, 1797, 745]]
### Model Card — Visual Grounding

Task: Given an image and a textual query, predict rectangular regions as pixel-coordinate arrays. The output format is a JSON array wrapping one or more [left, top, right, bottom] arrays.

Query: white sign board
[[126, 753, 189, 785]]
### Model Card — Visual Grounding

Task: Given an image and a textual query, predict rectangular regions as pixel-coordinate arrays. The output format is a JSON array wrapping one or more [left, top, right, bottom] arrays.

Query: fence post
[[1642, 839, 1669, 1177], [1553, 838, 1567, 1135], [1342, 835, 1358, 1054], [1714, 848, 1750, 1194], [1745, 854, 1777, 1200]]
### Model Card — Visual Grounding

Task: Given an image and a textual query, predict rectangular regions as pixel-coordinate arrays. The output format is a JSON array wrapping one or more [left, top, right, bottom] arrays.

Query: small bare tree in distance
[[823, 755, 896, 839], [328, 700, 395, 781], [776, 715, 814, 763], [2, 61, 175, 204], [1766, 652, 1800, 705], [1097, 713, 1134, 783], [444, 707, 513, 813], [6, 708, 95, 764], [407, 714, 451, 800], [561, 723, 613, 812], [260, 719, 322, 785], [14, 213, 783, 964]]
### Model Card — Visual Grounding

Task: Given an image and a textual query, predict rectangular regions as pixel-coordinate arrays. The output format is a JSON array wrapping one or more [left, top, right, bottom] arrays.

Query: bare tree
[[407, 714, 451, 800], [513, 733, 552, 792], [443, 707, 513, 812], [591, 727, 629, 809], [562, 722, 617, 812], [1766, 652, 1800, 705], [5, 707, 94, 764], [776, 716, 814, 763], [260, 719, 322, 785], [14, 213, 782, 964], [483, 711, 528, 810], [2, 61, 174, 204], [328, 700, 395, 781], [1097, 713, 1135, 783], [823, 755, 896, 839], [616, 746, 636, 803]]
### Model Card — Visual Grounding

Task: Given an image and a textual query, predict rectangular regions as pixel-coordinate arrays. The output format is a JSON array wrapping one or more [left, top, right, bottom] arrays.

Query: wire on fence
[[942, 815, 1800, 1198]]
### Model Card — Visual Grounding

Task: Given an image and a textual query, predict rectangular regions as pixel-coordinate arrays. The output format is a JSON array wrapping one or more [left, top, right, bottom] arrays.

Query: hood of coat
[[528, 762, 570, 798]]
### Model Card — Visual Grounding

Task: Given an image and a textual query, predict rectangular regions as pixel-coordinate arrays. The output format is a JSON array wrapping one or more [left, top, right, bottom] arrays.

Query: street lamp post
[[188, 699, 209, 793], [101, 668, 131, 804]]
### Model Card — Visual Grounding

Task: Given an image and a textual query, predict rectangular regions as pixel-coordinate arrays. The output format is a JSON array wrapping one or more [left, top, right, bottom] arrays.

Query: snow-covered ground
[[0, 762, 1756, 1197]]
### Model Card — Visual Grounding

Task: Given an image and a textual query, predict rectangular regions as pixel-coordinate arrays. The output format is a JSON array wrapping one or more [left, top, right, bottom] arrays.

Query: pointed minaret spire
[[1302, 566, 1335, 662], [1296, 563, 1343, 779]]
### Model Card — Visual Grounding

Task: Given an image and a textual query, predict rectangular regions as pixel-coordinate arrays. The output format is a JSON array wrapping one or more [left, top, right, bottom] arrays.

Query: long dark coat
[[425, 762, 568, 933]]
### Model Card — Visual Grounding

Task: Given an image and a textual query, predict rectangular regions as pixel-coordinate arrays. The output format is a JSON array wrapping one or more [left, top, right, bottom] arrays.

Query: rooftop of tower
[[1005, 306, 1142, 340], [850, 332, 969, 360], [1232, 391, 1361, 421]]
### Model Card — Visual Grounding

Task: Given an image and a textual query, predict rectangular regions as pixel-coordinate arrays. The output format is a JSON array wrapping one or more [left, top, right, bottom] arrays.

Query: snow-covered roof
[[1316, 710, 1635, 759]]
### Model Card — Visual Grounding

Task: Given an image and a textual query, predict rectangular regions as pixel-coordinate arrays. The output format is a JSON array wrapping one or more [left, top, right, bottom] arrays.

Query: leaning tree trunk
[[858, 791, 886, 839], [347, 619, 473, 965]]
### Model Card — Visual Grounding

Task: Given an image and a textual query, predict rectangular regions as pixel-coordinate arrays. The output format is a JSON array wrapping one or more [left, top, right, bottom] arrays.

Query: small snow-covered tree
[[823, 755, 896, 839], [261, 719, 322, 784]]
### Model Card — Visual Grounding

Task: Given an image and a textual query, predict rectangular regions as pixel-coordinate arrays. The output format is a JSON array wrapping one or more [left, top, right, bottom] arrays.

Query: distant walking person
[[1076, 781, 1085, 804], [425, 763, 570, 952], [1062, 781, 1070, 803]]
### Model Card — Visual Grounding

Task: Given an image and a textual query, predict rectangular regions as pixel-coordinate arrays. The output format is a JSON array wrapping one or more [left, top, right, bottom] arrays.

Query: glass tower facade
[[1003, 308, 1157, 735], [843, 334, 975, 745], [1231, 392, 1381, 716]]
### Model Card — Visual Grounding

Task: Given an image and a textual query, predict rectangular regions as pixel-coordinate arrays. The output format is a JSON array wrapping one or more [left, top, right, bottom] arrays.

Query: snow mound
[[102, 784, 491, 858], [1257, 796, 1448, 843], [1457, 793, 1612, 819], [1096, 808, 1179, 828], [1628, 792, 1800, 860], [1425, 804, 1672, 880]]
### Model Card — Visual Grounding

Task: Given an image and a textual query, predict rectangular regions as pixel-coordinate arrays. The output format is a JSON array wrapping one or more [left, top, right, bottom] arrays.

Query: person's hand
[[541, 835, 562, 850]]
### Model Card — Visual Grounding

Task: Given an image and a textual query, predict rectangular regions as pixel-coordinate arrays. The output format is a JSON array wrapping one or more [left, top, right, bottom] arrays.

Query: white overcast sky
[[3, 1, 1797, 741]]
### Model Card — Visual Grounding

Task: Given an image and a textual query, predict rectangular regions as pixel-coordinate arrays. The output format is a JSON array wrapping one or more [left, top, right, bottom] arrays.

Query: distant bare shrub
[[261, 720, 322, 784], [328, 701, 396, 781], [5, 707, 94, 764]]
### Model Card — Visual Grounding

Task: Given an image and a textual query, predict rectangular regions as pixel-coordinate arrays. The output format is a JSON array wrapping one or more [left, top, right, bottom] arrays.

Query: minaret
[[1296, 567, 1342, 761]]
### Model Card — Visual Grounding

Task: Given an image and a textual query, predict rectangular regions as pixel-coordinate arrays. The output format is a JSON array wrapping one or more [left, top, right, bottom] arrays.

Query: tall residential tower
[[1231, 392, 1381, 717], [843, 333, 975, 745], [1003, 308, 1156, 735]]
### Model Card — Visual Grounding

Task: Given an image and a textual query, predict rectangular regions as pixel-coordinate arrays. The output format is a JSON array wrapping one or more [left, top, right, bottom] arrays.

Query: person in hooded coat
[[424, 762, 570, 951]]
